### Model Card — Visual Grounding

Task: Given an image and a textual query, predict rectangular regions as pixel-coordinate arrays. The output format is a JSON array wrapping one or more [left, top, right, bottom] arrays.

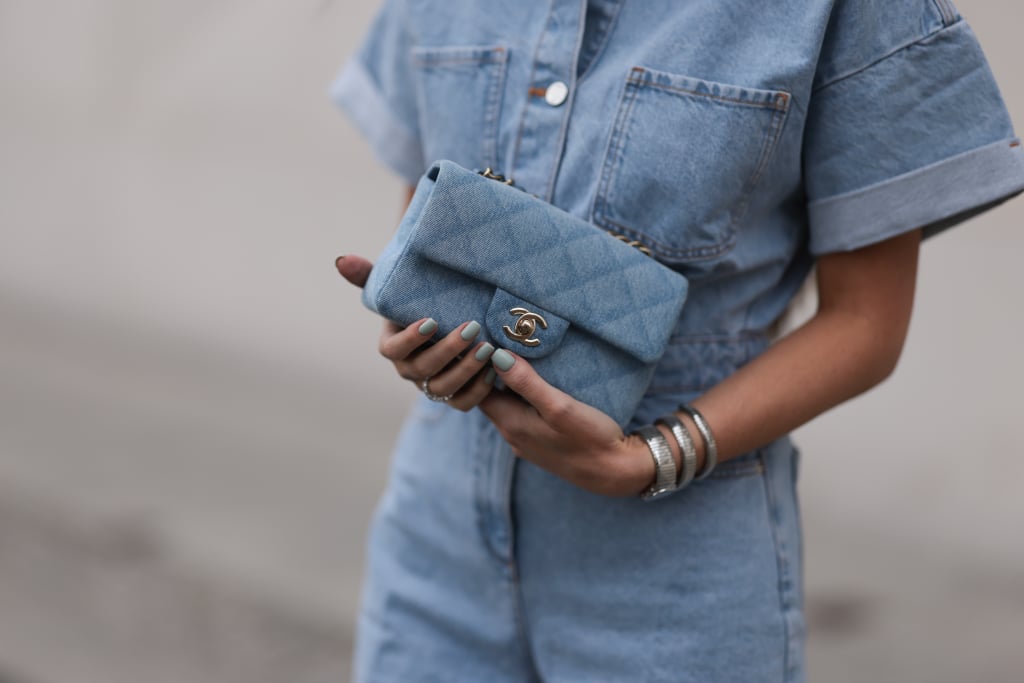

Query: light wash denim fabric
[[332, 1, 1024, 681], [363, 160, 688, 427]]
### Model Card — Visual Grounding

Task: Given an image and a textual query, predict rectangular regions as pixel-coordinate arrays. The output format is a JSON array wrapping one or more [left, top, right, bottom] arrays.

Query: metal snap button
[[544, 81, 569, 107]]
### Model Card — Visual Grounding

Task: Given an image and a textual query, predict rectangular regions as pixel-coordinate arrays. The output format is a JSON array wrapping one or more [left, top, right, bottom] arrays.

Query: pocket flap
[[485, 289, 568, 359]]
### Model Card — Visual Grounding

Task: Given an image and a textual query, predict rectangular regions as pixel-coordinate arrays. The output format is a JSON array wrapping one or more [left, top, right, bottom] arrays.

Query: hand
[[479, 350, 655, 497], [335, 255, 496, 411]]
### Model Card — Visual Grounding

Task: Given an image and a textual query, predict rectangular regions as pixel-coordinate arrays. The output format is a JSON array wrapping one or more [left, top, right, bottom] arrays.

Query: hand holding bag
[[362, 160, 689, 427]]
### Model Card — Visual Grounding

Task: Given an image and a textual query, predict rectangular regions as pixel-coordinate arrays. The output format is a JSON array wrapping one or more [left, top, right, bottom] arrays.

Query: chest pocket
[[592, 67, 791, 264], [411, 45, 509, 172]]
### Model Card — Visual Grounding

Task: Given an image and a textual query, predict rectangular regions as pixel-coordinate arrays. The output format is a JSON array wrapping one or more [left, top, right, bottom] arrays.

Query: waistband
[[646, 332, 771, 397]]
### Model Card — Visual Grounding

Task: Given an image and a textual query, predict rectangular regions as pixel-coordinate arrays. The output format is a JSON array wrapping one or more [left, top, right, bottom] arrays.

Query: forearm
[[656, 229, 921, 471], [670, 305, 904, 467]]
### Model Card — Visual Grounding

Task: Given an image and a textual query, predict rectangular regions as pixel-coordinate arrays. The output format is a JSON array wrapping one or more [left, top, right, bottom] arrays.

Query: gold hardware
[[479, 168, 515, 186], [607, 231, 653, 257], [503, 307, 548, 347]]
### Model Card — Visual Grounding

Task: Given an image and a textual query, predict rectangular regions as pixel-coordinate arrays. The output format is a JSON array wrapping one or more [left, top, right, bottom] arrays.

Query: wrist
[[621, 433, 659, 497], [627, 404, 717, 500]]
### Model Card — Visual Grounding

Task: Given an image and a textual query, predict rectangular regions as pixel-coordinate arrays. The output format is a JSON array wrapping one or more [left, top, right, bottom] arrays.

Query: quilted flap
[[409, 161, 689, 363]]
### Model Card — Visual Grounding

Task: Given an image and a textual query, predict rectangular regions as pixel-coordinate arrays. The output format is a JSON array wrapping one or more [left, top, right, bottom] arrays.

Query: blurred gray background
[[0, 1, 1021, 682]]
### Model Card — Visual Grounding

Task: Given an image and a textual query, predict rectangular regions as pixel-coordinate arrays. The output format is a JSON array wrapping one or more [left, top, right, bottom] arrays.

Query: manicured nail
[[460, 321, 481, 341], [418, 318, 438, 335], [475, 343, 495, 362], [492, 349, 515, 371], [484, 368, 497, 385]]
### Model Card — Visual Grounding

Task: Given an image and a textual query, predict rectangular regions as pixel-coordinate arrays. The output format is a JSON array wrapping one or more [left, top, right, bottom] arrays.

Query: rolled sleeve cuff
[[330, 60, 425, 186], [808, 138, 1024, 255]]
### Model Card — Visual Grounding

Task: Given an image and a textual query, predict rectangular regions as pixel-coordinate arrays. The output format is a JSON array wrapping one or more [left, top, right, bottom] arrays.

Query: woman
[[332, 1, 1024, 680]]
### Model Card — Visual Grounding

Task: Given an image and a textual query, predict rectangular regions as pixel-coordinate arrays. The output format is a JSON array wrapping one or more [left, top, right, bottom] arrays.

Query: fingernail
[[334, 255, 345, 268], [492, 349, 515, 371], [474, 343, 495, 362], [460, 321, 481, 341], [484, 368, 497, 385], [418, 318, 438, 335]]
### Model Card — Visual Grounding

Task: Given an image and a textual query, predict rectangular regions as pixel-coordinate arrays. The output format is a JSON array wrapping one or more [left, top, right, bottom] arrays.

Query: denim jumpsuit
[[332, 1, 1024, 680]]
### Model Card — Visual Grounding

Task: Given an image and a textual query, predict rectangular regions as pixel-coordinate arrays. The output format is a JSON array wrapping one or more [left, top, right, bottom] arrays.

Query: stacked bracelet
[[634, 404, 720, 501], [677, 403, 718, 480], [634, 425, 677, 501], [655, 414, 698, 488]]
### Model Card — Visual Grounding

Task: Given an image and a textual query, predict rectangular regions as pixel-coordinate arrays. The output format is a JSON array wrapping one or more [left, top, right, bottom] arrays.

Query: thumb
[[335, 254, 373, 289], [490, 349, 575, 427]]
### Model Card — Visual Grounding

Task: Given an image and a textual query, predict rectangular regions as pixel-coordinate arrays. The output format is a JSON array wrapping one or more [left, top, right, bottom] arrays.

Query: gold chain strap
[[607, 232, 653, 257], [478, 168, 654, 257], [478, 168, 515, 186]]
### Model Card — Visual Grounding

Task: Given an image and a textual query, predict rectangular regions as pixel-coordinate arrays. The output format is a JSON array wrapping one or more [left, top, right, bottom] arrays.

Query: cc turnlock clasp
[[503, 307, 548, 347]]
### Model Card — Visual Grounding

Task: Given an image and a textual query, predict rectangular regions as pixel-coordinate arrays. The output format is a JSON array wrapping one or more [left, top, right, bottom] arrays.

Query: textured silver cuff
[[656, 413, 698, 488], [635, 425, 677, 501], [677, 404, 717, 480]]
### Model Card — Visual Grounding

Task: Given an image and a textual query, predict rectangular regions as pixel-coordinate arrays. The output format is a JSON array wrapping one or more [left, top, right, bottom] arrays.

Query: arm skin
[[336, 187, 921, 497], [662, 227, 921, 480]]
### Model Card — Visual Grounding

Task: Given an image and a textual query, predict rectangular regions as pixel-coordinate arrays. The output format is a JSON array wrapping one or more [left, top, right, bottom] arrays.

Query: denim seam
[[628, 72, 790, 111], [509, 0, 556, 179], [706, 458, 765, 479], [807, 137, 1024, 255], [749, 100, 791, 188], [412, 45, 509, 66], [590, 69, 642, 230], [506, 464, 543, 682], [413, 55, 507, 66], [507, 566, 542, 683], [544, 0, 588, 202], [574, 0, 625, 87], [668, 330, 771, 343], [728, 95, 791, 244], [759, 450, 798, 681], [481, 50, 510, 171], [931, 0, 959, 26], [374, 236, 420, 325], [473, 419, 493, 572], [808, 137, 1022, 206], [812, 20, 961, 94]]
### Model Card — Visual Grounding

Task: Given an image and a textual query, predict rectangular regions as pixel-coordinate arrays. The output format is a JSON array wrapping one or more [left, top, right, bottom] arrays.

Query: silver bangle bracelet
[[655, 413, 698, 488], [634, 425, 677, 501], [677, 404, 718, 480]]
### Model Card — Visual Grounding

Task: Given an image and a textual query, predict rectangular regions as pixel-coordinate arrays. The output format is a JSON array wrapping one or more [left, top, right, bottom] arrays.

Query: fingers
[[446, 365, 498, 412], [478, 390, 561, 455], [380, 319, 489, 383], [488, 349, 579, 428], [379, 317, 440, 365], [335, 254, 373, 288], [428, 335, 495, 389]]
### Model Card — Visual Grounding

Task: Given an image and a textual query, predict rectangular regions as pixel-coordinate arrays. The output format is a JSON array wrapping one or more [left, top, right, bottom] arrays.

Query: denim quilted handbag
[[362, 160, 689, 427]]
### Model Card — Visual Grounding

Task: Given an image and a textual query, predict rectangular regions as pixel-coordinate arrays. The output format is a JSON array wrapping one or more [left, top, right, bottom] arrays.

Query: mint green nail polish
[[492, 349, 515, 371], [475, 343, 495, 362], [460, 321, 481, 341], [484, 368, 497, 385], [418, 318, 437, 335]]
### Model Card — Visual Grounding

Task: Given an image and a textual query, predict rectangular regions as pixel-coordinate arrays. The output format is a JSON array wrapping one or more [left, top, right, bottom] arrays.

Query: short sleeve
[[329, 0, 426, 186], [803, 1, 1024, 256]]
